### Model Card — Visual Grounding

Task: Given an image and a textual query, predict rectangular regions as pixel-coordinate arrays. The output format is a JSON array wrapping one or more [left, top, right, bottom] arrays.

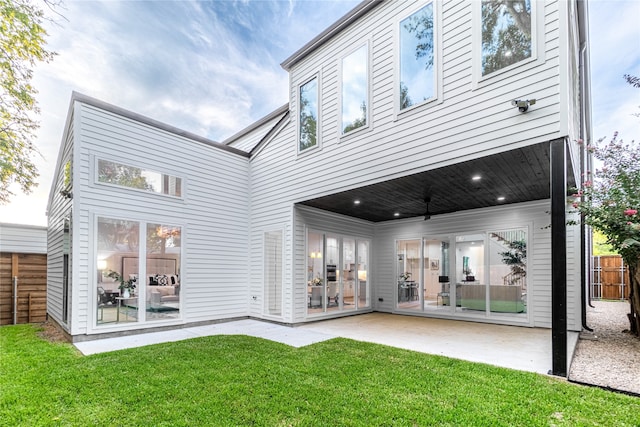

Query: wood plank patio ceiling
[[298, 142, 565, 222]]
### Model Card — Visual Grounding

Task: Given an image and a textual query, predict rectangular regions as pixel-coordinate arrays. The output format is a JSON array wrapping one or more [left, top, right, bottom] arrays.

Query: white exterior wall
[[0, 224, 47, 254], [46, 108, 75, 329], [70, 101, 250, 336], [281, 0, 563, 204], [247, 0, 579, 328]]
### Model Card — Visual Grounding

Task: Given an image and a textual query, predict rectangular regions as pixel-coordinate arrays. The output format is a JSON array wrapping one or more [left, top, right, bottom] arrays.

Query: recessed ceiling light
[[354, 200, 361, 205], [472, 175, 482, 181], [497, 196, 505, 201], [394, 212, 400, 217]]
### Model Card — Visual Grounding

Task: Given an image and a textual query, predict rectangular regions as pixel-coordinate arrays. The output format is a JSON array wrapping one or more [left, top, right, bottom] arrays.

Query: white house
[[47, 0, 591, 376]]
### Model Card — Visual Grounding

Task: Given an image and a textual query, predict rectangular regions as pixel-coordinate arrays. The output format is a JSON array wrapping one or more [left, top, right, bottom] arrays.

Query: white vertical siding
[[0, 224, 47, 254], [70, 101, 250, 336]]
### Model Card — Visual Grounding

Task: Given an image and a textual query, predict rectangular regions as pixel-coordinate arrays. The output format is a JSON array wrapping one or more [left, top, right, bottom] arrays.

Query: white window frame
[[338, 40, 372, 140], [93, 155, 185, 200], [472, 0, 545, 89], [297, 73, 321, 155], [394, 0, 443, 119], [91, 212, 185, 333]]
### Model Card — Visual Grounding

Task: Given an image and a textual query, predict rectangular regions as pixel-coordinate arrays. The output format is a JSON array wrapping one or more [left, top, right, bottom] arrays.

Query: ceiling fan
[[399, 195, 434, 221]]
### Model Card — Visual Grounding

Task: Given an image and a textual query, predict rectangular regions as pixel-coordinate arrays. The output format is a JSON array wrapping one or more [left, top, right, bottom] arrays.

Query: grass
[[1, 324, 639, 426]]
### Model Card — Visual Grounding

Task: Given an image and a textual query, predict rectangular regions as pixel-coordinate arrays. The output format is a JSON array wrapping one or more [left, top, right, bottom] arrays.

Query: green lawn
[[1, 324, 638, 426]]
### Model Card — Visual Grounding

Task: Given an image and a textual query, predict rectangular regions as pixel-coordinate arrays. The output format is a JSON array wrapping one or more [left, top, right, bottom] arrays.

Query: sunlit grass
[[1, 324, 638, 426]]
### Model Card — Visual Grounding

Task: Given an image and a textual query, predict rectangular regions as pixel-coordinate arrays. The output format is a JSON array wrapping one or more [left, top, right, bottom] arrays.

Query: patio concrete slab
[[75, 313, 578, 376], [74, 319, 336, 355], [299, 313, 579, 375]]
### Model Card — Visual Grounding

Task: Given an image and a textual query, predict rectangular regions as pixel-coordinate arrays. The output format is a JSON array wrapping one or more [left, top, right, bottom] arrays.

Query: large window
[[399, 3, 435, 110], [96, 216, 182, 326], [341, 45, 368, 134], [97, 159, 182, 197], [299, 77, 318, 152], [481, 0, 532, 76]]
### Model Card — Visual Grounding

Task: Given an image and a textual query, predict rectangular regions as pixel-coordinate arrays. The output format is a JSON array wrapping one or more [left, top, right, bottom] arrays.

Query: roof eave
[[280, 0, 383, 71]]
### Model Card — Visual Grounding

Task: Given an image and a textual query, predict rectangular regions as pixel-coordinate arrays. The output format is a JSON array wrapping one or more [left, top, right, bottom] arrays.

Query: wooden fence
[[591, 255, 631, 300], [0, 252, 47, 325]]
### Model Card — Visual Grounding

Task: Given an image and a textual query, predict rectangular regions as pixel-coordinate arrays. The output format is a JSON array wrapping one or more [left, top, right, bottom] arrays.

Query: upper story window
[[481, 0, 532, 76], [341, 44, 368, 135], [97, 159, 182, 197], [399, 2, 435, 110], [299, 77, 318, 152]]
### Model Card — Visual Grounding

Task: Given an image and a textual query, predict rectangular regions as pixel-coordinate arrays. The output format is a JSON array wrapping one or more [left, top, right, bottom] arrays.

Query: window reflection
[[481, 0, 532, 75], [299, 77, 318, 151], [97, 159, 182, 197], [399, 3, 435, 110], [342, 45, 368, 134]]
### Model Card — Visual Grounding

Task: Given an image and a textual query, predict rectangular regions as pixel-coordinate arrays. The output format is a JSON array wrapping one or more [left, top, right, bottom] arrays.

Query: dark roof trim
[[223, 103, 289, 145], [249, 109, 290, 157], [280, 0, 383, 71], [71, 92, 250, 158]]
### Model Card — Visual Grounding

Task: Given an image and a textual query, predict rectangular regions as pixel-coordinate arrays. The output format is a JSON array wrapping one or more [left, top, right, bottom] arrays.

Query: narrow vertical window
[[299, 77, 318, 151], [264, 230, 283, 316], [342, 45, 368, 134], [481, 0, 532, 76], [399, 3, 435, 110]]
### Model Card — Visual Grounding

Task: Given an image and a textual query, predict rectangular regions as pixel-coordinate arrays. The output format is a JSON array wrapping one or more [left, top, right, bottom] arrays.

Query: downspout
[[579, 44, 593, 332]]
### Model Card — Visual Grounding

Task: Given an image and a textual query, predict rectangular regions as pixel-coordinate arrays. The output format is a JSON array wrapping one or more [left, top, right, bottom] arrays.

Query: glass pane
[[424, 239, 450, 311], [481, 0, 532, 75], [396, 239, 420, 309], [98, 159, 182, 197], [342, 45, 368, 134], [357, 240, 370, 308], [96, 217, 140, 324], [146, 223, 181, 321], [342, 238, 356, 311], [299, 78, 318, 151], [264, 231, 283, 316], [307, 231, 324, 314], [326, 235, 340, 313], [489, 230, 527, 315], [455, 234, 485, 313], [399, 3, 434, 110]]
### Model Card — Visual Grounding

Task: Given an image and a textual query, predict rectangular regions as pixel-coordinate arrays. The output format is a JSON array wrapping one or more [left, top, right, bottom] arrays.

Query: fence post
[[13, 276, 18, 325]]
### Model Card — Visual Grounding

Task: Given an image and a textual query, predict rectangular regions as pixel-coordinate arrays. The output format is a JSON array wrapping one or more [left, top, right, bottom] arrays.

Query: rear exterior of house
[[47, 0, 591, 370]]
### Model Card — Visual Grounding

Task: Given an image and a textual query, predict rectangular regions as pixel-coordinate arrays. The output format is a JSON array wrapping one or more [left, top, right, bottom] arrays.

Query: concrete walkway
[[75, 313, 578, 375]]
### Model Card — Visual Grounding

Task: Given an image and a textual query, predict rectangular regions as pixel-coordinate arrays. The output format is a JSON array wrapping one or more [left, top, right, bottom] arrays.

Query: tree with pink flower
[[573, 133, 640, 335]]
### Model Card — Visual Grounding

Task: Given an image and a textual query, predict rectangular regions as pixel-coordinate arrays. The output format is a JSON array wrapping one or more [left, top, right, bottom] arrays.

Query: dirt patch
[[37, 320, 69, 343]]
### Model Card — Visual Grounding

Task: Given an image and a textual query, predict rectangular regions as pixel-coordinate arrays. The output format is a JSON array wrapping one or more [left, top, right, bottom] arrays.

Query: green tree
[[399, 82, 413, 110], [97, 160, 154, 192], [573, 134, 640, 335], [481, 0, 531, 75], [0, 0, 55, 204], [343, 101, 366, 134]]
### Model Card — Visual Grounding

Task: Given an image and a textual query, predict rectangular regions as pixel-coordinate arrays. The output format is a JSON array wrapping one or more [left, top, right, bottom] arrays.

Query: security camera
[[511, 99, 536, 113]]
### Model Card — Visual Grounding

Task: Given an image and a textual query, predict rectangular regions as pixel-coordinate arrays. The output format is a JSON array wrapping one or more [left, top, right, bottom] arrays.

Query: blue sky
[[0, 0, 638, 227]]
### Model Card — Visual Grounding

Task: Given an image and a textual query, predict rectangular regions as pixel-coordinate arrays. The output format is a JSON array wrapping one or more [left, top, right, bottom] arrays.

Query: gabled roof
[[280, 0, 383, 71]]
